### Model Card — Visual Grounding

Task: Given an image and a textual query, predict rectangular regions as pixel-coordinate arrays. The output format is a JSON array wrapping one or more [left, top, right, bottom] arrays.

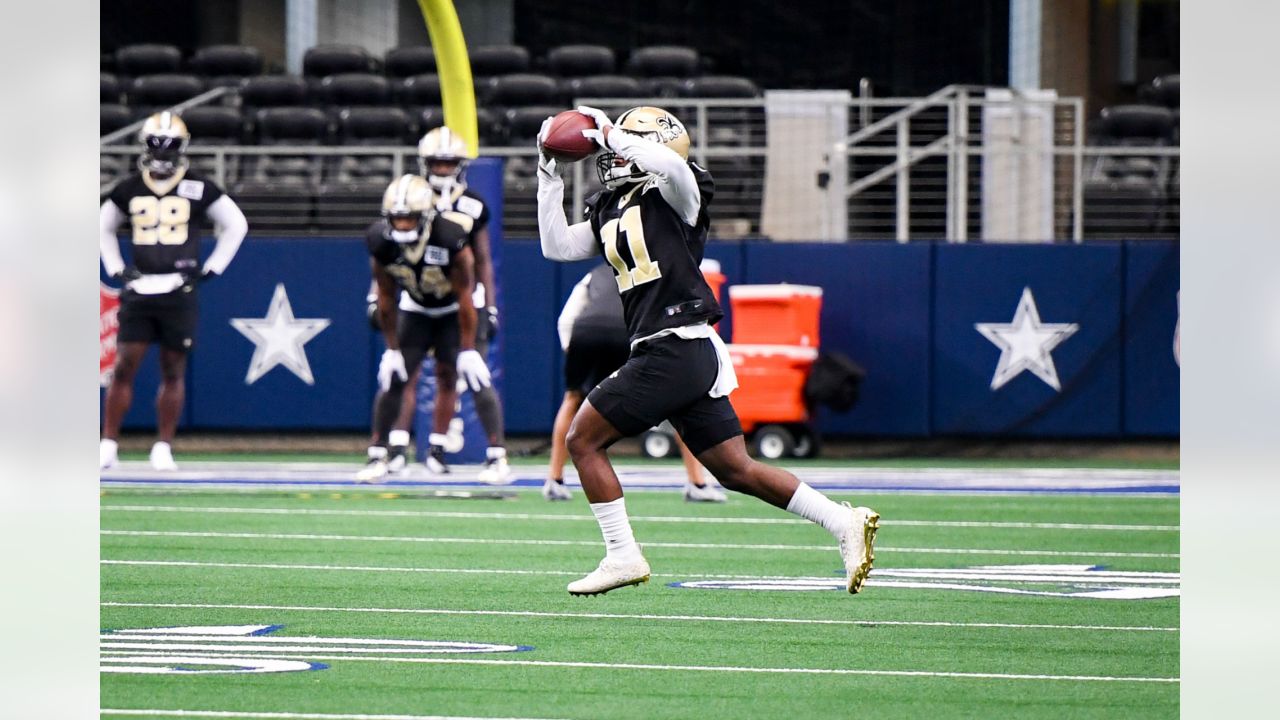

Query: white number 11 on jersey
[[601, 206, 661, 292]]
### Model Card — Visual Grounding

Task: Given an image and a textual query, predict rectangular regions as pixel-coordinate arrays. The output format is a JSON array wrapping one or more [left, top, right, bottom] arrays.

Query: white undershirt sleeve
[[99, 201, 127, 277], [202, 194, 248, 275], [557, 273, 592, 351], [537, 168, 598, 261], [606, 130, 701, 226]]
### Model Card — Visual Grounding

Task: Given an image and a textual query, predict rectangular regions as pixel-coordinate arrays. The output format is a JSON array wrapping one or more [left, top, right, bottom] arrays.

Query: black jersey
[[366, 212, 472, 310], [431, 185, 491, 240], [107, 168, 226, 275], [587, 165, 721, 342]]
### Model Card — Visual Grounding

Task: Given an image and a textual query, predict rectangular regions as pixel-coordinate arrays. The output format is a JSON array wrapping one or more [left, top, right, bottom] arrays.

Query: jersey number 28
[[602, 206, 661, 292], [129, 196, 191, 246]]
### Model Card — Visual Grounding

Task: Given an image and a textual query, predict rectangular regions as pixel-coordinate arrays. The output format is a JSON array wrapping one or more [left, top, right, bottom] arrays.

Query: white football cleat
[[542, 478, 572, 501], [443, 417, 465, 453], [567, 554, 651, 596], [478, 456, 513, 485], [356, 458, 390, 483], [839, 503, 880, 594], [425, 445, 450, 475], [683, 482, 727, 503], [149, 442, 178, 471], [387, 445, 408, 474], [99, 439, 119, 470]]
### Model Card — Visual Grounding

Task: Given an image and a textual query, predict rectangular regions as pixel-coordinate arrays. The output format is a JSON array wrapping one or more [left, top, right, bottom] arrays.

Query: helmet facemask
[[419, 156, 466, 195], [386, 210, 429, 243], [595, 138, 650, 190], [140, 133, 188, 178]]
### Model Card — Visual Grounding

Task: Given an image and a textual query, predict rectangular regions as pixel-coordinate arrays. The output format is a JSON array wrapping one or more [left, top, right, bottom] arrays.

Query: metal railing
[[101, 90, 1179, 241]]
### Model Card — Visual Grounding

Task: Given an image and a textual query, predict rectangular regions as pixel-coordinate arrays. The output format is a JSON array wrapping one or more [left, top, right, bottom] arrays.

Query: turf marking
[[100, 504, 1180, 532], [100, 600, 1179, 633], [101, 710, 565, 720], [97, 653, 1181, 683], [100, 530, 1178, 558]]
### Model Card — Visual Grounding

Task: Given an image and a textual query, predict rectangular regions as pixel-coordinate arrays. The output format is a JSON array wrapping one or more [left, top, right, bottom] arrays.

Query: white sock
[[388, 429, 410, 448], [151, 441, 171, 456], [589, 498, 643, 563], [785, 482, 852, 539], [486, 446, 507, 460], [367, 445, 388, 460], [428, 433, 449, 448], [100, 438, 118, 454]]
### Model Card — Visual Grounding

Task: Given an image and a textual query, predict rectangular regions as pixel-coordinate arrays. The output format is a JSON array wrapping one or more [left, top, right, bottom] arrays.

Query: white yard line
[[99, 504, 1180, 532], [96, 653, 1179, 683], [100, 600, 1180, 633], [101, 711, 564, 720], [100, 530, 1178, 559]]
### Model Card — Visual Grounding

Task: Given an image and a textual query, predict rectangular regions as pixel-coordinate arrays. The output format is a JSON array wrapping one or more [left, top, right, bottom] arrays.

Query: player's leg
[[675, 433, 726, 503], [360, 311, 428, 481], [692, 425, 880, 595], [543, 389, 582, 501], [424, 314, 461, 474], [470, 321, 512, 483], [150, 346, 187, 470], [100, 340, 148, 469], [387, 363, 421, 472]]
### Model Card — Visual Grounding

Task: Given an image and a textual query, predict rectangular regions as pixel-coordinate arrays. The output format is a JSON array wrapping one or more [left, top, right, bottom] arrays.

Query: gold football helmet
[[417, 125, 473, 192], [597, 106, 691, 189], [381, 174, 433, 243], [138, 111, 190, 177]]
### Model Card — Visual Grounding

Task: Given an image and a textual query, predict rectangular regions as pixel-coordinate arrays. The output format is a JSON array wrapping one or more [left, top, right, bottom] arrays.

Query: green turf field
[[100, 484, 1179, 719]]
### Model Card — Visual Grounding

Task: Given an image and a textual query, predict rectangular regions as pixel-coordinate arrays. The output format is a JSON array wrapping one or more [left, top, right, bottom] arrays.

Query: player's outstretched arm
[[202, 195, 248, 277], [605, 129, 701, 226], [99, 200, 127, 278], [536, 117, 598, 262], [371, 260, 400, 352]]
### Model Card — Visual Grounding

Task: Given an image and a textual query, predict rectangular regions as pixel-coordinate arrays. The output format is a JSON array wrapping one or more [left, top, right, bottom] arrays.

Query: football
[[540, 110, 600, 162]]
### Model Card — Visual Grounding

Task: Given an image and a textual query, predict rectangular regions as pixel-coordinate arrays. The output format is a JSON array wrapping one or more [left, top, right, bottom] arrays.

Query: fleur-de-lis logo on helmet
[[595, 106, 691, 189]]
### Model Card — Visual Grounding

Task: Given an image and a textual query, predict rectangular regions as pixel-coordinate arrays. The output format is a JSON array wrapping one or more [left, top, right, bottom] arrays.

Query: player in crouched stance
[[536, 106, 879, 596], [358, 174, 490, 482]]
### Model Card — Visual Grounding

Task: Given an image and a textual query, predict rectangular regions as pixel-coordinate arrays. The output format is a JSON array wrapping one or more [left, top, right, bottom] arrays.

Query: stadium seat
[[101, 52, 116, 74], [470, 45, 530, 77], [328, 107, 411, 189], [488, 73, 562, 107], [190, 45, 264, 78], [302, 45, 376, 78], [255, 107, 329, 144], [1084, 104, 1176, 238], [502, 105, 568, 146], [1094, 104, 1177, 145], [115, 44, 181, 77], [239, 75, 310, 109], [384, 46, 436, 78], [320, 73, 391, 107], [127, 74, 205, 112], [626, 46, 701, 78], [1149, 74, 1179, 109], [183, 106, 245, 181], [680, 76, 760, 98], [415, 105, 446, 136], [396, 73, 442, 107], [102, 73, 122, 104], [565, 75, 643, 101], [100, 103, 133, 137], [241, 107, 328, 192], [639, 77, 686, 98], [546, 45, 616, 77]]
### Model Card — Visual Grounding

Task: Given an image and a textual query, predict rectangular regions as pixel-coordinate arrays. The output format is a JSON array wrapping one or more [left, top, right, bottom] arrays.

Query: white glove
[[457, 349, 492, 392], [577, 105, 613, 151], [536, 116, 561, 179], [377, 349, 408, 392]]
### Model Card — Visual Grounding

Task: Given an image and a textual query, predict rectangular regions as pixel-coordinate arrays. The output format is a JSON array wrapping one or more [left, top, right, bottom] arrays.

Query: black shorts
[[116, 286, 198, 352], [588, 334, 743, 455], [564, 331, 630, 395], [398, 309, 460, 369]]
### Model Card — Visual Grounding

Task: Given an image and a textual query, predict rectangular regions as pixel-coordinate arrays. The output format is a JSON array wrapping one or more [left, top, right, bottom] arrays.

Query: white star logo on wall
[[230, 284, 331, 385], [974, 287, 1079, 392]]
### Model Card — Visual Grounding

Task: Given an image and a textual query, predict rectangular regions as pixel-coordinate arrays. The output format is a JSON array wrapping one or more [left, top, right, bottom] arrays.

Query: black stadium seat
[[100, 103, 133, 136], [190, 45, 264, 78], [640, 77, 685, 98], [255, 107, 329, 144], [115, 44, 181, 77], [239, 75, 309, 109], [1095, 104, 1177, 144], [182, 106, 244, 143], [470, 45, 530, 77], [396, 74, 441, 107], [337, 107, 411, 144], [502, 106, 564, 146], [566, 75, 643, 100], [384, 46, 436, 78], [626, 46, 700, 78], [680, 76, 760, 98], [102, 52, 117, 74], [128, 74, 205, 111], [321, 73, 390, 107], [416, 106, 446, 136], [488, 73, 561, 107], [546, 45, 616, 77], [1149, 74, 1179, 109], [1084, 104, 1177, 239], [102, 73, 122, 104], [303, 45, 376, 78]]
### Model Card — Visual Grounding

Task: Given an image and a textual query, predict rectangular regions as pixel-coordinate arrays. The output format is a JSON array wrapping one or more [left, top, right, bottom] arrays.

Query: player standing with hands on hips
[[536, 106, 880, 596], [99, 112, 248, 471]]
